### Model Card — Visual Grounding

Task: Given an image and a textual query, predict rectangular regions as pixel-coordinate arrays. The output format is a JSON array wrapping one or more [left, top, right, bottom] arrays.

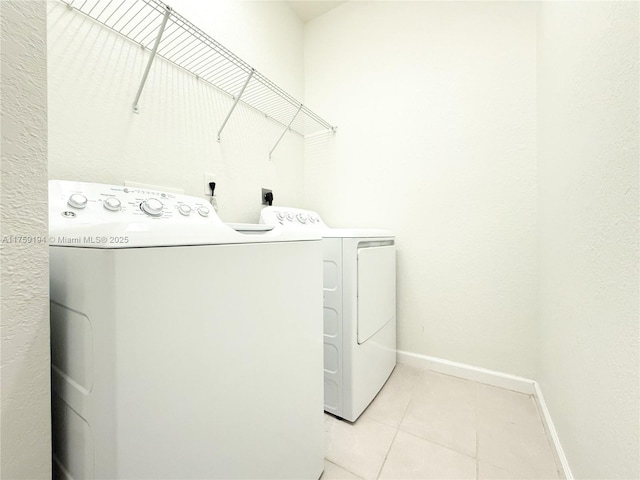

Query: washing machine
[[49, 180, 324, 479], [260, 207, 396, 422]]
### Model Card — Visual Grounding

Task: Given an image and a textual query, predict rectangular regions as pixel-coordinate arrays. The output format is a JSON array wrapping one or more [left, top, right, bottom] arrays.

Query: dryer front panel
[[322, 238, 343, 415], [357, 245, 396, 344]]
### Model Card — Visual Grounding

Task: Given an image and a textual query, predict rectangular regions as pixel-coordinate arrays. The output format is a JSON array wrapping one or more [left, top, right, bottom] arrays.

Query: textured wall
[[537, 2, 639, 478], [304, 1, 538, 377], [0, 1, 51, 478], [48, 0, 306, 223]]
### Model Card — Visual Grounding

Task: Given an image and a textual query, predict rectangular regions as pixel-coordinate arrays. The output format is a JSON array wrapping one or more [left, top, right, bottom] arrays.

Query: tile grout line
[[398, 365, 426, 428], [340, 362, 558, 480], [475, 386, 561, 479], [395, 367, 480, 461], [375, 365, 426, 479], [375, 423, 401, 480], [399, 429, 478, 462], [324, 459, 364, 480], [374, 365, 479, 476]]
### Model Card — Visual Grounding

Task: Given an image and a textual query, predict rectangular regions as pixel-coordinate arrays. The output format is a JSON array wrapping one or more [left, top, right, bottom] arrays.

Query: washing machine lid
[[49, 180, 320, 248]]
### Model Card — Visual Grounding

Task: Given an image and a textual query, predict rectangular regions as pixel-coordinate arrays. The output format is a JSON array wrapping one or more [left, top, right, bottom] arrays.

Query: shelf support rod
[[269, 104, 302, 160], [132, 5, 172, 114], [217, 69, 255, 142]]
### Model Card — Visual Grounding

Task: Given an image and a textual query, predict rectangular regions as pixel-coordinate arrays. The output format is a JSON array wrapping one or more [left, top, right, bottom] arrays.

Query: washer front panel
[[50, 241, 324, 479]]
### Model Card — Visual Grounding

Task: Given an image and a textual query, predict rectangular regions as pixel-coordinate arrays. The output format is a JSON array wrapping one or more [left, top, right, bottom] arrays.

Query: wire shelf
[[62, 0, 336, 152]]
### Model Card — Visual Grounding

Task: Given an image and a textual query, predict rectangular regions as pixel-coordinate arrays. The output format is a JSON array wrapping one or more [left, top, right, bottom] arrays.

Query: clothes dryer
[[49, 181, 324, 479], [260, 207, 396, 422]]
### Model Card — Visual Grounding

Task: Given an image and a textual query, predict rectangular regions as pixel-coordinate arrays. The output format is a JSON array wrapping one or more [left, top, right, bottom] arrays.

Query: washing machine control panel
[[260, 206, 327, 229], [49, 181, 320, 248], [50, 180, 220, 224], [48, 180, 233, 248]]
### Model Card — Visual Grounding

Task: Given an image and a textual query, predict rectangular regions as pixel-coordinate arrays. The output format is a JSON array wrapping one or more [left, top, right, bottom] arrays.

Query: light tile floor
[[322, 364, 562, 480]]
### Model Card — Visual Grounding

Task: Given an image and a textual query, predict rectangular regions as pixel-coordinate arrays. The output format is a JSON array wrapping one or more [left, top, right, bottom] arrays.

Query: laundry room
[[1, 1, 638, 480]]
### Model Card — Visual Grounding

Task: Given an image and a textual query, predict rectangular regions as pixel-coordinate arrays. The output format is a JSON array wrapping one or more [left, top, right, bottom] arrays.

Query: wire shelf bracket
[[217, 68, 254, 142], [61, 0, 337, 158], [132, 4, 171, 114], [269, 104, 302, 160]]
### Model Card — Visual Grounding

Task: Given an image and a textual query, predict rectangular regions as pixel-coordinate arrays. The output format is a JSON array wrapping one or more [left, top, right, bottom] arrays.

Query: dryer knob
[[140, 198, 164, 216], [103, 197, 121, 212], [276, 212, 285, 221], [286, 213, 295, 221], [296, 213, 308, 224], [67, 193, 88, 209], [197, 206, 210, 217], [178, 204, 192, 216]]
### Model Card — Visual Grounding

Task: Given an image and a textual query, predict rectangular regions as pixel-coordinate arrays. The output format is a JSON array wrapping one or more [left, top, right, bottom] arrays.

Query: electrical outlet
[[203, 173, 216, 195], [261, 188, 273, 206]]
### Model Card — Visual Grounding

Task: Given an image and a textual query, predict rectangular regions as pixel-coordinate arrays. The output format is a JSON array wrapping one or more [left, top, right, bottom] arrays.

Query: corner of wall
[[0, 1, 51, 478]]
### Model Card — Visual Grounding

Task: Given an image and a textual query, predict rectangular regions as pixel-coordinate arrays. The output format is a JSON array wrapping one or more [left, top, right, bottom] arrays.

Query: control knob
[[296, 213, 308, 224], [67, 193, 88, 209], [197, 206, 210, 217], [286, 213, 295, 222], [178, 204, 192, 216], [103, 197, 121, 212], [140, 198, 164, 217]]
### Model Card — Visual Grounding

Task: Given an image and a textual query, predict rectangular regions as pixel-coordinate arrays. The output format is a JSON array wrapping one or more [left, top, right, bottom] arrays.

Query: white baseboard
[[534, 382, 574, 480], [396, 350, 535, 394], [396, 349, 573, 480]]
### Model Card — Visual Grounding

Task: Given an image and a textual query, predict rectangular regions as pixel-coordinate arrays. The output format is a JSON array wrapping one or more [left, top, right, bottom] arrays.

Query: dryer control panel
[[260, 206, 327, 228]]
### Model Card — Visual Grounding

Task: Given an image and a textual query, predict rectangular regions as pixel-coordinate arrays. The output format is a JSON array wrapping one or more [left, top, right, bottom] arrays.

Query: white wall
[[48, 0, 305, 223], [537, 2, 639, 478], [304, 1, 538, 378], [0, 1, 51, 478], [43, 1, 640, 477]]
